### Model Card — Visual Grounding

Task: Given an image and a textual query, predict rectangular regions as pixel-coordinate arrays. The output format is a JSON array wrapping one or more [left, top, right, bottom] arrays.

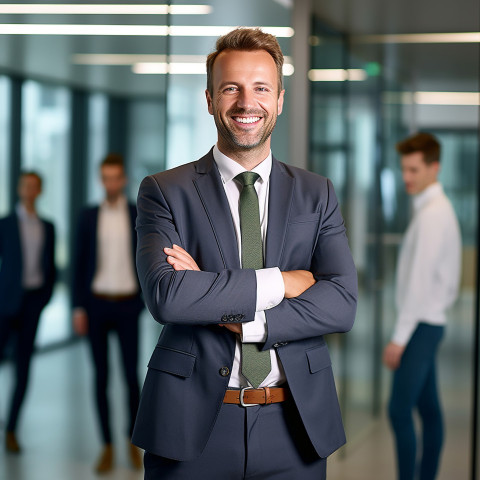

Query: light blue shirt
[[16, 203, 45, 289]]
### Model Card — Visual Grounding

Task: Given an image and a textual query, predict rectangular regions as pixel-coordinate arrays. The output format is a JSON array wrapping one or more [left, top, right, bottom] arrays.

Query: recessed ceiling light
[[0, 4, 212, 15]]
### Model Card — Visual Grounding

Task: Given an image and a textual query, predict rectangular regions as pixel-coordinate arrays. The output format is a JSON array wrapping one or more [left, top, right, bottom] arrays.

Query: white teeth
[[235, 116, 261, 124]]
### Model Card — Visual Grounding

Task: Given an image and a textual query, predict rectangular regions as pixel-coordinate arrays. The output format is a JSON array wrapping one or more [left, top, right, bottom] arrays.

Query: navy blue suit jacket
[[0, 212, 56, 318], [132, 150, 358, 461], [72, 203, 143, 310]]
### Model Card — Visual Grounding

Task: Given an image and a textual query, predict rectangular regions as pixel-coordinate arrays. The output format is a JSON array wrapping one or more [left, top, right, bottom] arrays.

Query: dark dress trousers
[[72, 203, 144, 443], [132, 149, 358, 462], [0, 212, 56, 431]]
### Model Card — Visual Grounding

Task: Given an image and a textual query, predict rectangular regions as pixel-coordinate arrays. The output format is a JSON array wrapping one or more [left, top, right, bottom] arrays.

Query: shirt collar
[[16, 203, 38, 220], [413, 182, 444, 212], [101, 194, 128, 211], [213, 144, 272, 185]]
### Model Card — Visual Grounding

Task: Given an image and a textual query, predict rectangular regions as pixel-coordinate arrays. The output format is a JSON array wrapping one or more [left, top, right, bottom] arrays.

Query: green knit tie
[[236, 171, 271, 388]]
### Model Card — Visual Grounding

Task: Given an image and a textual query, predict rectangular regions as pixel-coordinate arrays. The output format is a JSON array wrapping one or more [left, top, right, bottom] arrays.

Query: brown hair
[[100, 152, 125, 170], [20, 171, 43, 188], [206, 27, 284, 96], [396, 132, 441, 164]]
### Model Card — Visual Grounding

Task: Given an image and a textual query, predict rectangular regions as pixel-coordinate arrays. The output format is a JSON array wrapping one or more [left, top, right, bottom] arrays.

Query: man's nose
[[236, 89, 255, 109]]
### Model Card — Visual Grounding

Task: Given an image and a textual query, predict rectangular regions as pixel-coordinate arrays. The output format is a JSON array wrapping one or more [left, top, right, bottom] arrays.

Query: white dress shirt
[[393, 182, 462, 346], [16, 203, 45, 289], [91, 195, 138, 296], [213, 145, 286, 387]]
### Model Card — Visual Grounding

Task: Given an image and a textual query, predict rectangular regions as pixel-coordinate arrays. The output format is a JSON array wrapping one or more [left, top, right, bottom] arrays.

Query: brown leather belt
[[93, 293, 137, 302], [223, 387, 290, 406]]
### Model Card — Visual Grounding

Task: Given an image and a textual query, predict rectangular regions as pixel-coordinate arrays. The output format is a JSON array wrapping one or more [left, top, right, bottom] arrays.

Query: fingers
[[164, 244, 200, 271], [281, 270, 315, 298]]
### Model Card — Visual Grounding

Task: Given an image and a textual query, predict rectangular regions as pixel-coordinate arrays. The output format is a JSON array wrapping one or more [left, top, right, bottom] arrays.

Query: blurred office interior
[[0, 0, 478, 478]]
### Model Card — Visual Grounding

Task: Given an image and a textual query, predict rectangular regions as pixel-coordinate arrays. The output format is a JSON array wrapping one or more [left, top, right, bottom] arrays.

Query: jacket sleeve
[[136, 175, 257, 326], [264, 179, 358, 348], [71, 210, 89, 309], [43, 221, 56, 303]]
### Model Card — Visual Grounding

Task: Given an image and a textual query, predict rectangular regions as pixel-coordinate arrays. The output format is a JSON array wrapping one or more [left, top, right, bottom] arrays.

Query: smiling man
[[132, 28, 357, 479], [383, 132, 462, 480]]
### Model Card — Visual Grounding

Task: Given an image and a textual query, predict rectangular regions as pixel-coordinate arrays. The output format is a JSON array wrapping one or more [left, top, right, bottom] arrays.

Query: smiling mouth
[[233, 116, 261, 124]]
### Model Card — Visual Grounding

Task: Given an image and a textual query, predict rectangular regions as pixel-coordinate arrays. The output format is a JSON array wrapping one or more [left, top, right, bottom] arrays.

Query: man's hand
[[73, 309, 88, 336], [383, 342, 405, 370], [164, 244, 200, 271], [281, 270, 315, 298], [219, 323, 243, 334]]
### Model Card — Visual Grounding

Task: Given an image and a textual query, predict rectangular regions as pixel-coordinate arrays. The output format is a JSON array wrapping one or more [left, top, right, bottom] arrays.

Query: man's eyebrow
[[217, 80, 275, 89]]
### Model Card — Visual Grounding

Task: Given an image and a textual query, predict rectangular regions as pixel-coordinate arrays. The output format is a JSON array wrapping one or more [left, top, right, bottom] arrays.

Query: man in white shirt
[[72, 154, 144, 473], [383, 132, 461, 480]]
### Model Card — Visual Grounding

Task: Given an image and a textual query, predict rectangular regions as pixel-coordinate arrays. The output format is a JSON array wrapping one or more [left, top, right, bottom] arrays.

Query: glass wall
[[127, 98, 167, 199], [87, 93, 108, 204], [0, 76, 11, 216], [309, 15, 479, 478], [21, 80, 72, 347]]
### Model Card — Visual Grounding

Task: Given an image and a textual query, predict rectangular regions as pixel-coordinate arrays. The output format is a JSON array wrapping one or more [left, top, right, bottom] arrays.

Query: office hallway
[[0, 312, 472, 480]]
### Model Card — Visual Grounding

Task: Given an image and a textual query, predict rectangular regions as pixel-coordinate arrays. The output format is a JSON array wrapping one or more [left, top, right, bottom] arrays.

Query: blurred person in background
[[0, 171, 56, 453], [383, 132, 462, 480], [72, 153, 144, 473]]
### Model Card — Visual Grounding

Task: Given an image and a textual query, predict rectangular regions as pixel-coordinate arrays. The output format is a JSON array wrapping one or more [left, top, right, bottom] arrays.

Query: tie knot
[[235, 171, 260, 188]]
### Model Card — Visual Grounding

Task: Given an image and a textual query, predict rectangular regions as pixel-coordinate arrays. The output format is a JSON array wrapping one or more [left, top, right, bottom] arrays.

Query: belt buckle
[[240, 386, 258, 407]]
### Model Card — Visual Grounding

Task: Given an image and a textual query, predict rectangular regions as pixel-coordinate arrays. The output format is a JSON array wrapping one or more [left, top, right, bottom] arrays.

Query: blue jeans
[[388, 323, 444, 480]]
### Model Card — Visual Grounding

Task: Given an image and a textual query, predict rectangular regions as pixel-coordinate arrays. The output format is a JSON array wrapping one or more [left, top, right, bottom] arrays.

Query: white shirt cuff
[[255, 267, 284, 312], [242, 312, 268, 343]]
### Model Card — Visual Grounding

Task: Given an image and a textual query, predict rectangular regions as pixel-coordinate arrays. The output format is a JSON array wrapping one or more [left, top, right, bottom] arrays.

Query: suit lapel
[[193, 151, 240, 269], [265, 159, 295, 268]]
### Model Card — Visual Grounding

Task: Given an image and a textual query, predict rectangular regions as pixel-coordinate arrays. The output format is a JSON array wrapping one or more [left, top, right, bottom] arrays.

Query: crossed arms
[[164, 243, 315, 335]]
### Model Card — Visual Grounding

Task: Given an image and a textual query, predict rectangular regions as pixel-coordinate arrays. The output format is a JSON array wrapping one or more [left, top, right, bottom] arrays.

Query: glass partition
[[0, 76, 11, 216], [21, 80, 72, 347], [309, 15, 478, 479], [87, 93, 108, 204]]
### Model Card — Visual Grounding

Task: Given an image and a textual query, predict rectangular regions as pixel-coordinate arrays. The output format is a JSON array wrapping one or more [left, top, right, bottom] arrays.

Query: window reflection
[[21, 80, 71, 347], [87, 93, 108, 204], [0, 76, 11, 216]]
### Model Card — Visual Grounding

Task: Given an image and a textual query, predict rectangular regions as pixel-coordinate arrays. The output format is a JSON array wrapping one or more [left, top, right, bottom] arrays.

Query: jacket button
[[219, 367, 230, 377]]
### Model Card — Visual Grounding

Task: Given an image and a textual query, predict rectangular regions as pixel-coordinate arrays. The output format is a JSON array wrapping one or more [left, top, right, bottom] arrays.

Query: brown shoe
[[129, 442, 143, 470], [95, 444, 113, 474], [5, 431, 21, 453]]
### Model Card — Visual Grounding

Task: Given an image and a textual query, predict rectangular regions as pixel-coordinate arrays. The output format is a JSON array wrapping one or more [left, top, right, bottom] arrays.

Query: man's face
[[101, 164, 126, 201], [205, 49, 285, 156], [401, 151, 439, 195], [17, 175, 42, 205]]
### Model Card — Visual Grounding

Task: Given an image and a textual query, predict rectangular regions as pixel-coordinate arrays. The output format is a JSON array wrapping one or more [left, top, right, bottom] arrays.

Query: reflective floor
[[0, 311, 472, 480]]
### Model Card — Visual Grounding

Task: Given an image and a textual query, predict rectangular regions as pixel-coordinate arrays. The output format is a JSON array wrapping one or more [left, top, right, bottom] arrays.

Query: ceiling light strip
[[132, 62, 295, 75], [354, 32, 480, 44], [0, 4, 212, 15], [383, 91, 480, 106], [308, 69, 367, 81], [0, 24, 294, 37]]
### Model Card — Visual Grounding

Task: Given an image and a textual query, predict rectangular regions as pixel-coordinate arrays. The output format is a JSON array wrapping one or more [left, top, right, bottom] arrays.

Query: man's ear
[[205, 89, 214, 115], [277, 89, 285, 115]]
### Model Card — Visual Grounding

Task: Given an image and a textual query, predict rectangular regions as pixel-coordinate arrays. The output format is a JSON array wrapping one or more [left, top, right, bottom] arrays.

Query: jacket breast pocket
[[306, 345, 332, 374], [148, 345, 196, 378], [284, 213, 320, 269]]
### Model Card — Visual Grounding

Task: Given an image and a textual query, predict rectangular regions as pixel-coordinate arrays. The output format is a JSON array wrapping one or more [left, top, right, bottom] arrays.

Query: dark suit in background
[[0, 212, 55, 436], [72, 203, 143, 448]]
